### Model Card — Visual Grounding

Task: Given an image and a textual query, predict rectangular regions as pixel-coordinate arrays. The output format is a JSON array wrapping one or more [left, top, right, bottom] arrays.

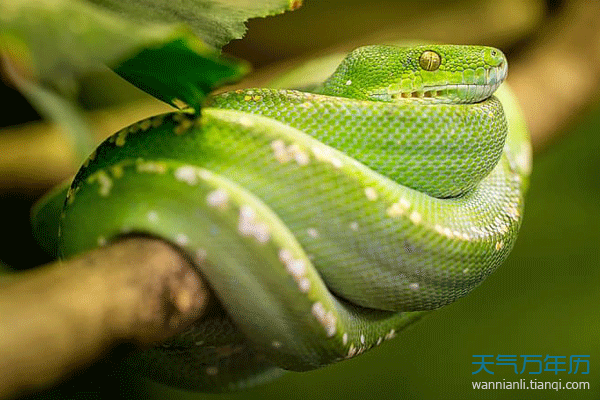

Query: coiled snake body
[[43, 45, 531, 391]]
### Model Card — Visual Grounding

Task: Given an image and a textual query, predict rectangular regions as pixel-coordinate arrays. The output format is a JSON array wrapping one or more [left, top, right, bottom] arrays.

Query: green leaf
[[0, 0, 180, 99], [87, 0, 303, 49], [113, 36, 248, 111], [2, 56, 95, 163], [0, 0, 275, 160], [0, 0, 177, 160]]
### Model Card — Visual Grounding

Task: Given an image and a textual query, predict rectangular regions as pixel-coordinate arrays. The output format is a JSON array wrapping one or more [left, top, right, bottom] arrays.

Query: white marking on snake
[[238, 116, 253, 127], [95, 171, 113, 197], [136, 161, 167, 174], [311, 302, 326, 321], [271, 340, 282, 348], [253, 222, 271, 243], [270, 139, 285, 151], [307, 228, 319, 238], [147, 211, 159, 223], [342, 333, 348, 345], [287, 259, 306, 278], [364, 187, 378, 201], [110, 165, 124, 179], [350, 222, 359, 231], [385, 329, 396, 340], [83, 150, 96, 168], [176, 233, 189, 246], [409, 211, 422, 225], [206, 189, 229, 208], [139, 119, 152, 131], [298, 278, 311, 293], [324, 313, 337, 337], [115, 130, 128, 146], [360, 334, 365, 344], [271, 141, 310, 166], [279, 249, 293, 264], [311, 302, 336, 336], [238, 206, 256, 236], [495, 240, 504, 251], [97, 236, 107, 246], [174, 166, 198, 185], [347, 344, 357, 358], [311, 146, 342, 168], [66, 187, 78, 205], [196, 248, 207, 262], [293, 148, 310, 166], [345, 80, 352, 86], [238, 206, 271, 243], [329, 156, 342, 168], [279, 248, 311, 291], [387, 198, 411, 217], [271, 139, 292, 163], [409, 282, 420, 290]]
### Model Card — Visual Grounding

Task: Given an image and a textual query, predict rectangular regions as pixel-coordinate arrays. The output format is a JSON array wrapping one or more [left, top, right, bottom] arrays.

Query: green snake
[[32, 44, 531, 391]]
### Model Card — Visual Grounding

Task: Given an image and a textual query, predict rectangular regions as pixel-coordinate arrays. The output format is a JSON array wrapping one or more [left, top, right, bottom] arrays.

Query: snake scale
[[34, 44, 531, 391]]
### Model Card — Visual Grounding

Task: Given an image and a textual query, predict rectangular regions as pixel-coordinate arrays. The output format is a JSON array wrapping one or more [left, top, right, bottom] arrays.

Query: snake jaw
[[382, 62, 508, 104]]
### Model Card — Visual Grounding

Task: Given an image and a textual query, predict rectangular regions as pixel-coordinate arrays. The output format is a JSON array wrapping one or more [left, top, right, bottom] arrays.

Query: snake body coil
[[50, 45, 530, 391]]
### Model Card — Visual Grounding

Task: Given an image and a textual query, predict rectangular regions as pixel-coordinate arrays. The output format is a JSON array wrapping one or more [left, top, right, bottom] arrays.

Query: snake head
[[320, 44, 507, 104]]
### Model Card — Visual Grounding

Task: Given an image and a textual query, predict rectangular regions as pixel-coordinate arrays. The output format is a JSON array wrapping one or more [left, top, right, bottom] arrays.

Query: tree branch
[[0, 237, 208, 400]]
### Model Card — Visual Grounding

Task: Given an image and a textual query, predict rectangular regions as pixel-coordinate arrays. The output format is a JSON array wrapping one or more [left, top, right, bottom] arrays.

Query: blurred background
[[2, 0, 599, 399]]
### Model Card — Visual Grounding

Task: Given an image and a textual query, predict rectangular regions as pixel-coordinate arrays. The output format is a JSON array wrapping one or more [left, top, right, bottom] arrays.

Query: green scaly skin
[[34, 44, 531, 391]]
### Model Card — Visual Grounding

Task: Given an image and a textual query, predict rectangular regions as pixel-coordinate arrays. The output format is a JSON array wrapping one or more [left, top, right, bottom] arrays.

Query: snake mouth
[[384, 62, 507, 104]]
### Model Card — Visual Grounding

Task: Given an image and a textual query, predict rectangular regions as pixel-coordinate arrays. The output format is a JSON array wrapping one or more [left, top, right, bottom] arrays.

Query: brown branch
[[0, 237, 209, 400]]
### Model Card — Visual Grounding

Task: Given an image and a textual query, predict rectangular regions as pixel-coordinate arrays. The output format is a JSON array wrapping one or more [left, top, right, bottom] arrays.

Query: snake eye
[[419, 50, 441, 71]]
